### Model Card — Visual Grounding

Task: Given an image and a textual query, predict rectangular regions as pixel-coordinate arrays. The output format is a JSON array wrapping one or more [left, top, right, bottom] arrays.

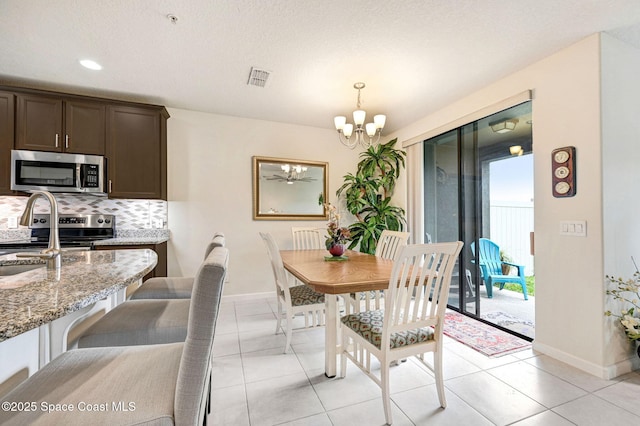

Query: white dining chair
[[260, 232, 326, 353], [340, 241, 464, 425], [291, 226, 324, 250], [348, 230, 410, 313]]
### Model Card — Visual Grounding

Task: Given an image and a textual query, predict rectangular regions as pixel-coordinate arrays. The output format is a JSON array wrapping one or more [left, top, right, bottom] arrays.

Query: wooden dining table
[[280, 249, 395, 377]]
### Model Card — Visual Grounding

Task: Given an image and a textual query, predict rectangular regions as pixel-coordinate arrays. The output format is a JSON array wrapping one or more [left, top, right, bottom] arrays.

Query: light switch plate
[[560, 220, 586, 236]]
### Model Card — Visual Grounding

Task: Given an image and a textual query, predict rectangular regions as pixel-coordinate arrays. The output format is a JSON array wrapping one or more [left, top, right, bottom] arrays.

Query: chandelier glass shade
[[334, 82, 386, 149]]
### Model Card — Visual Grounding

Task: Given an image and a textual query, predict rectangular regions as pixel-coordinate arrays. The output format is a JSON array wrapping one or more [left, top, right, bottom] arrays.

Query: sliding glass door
[[423, 101, 534, 339]]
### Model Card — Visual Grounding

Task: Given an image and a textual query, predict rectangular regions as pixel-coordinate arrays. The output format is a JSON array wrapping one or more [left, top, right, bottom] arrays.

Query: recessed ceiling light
[[79, 59, 102, 70]]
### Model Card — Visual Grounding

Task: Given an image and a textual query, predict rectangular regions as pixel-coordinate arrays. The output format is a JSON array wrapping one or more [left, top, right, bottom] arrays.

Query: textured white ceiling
[[0, 0, 639, 133]]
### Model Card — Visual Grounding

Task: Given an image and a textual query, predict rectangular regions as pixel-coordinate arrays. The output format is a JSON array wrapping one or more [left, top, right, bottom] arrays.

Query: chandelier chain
[[354, 82, 365, 109]]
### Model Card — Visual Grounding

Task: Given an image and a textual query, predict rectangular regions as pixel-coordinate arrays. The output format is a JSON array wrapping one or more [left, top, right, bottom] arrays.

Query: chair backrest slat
[[292, 227, 324, 250], [375, 230, 410, 260], [260, 232, 291, 304], [472, 238, 502, 274], [383, 242, 463, 341]]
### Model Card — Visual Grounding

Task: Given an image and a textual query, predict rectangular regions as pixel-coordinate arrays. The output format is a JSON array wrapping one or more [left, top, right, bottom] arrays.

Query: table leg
[[324, 294, 340, 377]]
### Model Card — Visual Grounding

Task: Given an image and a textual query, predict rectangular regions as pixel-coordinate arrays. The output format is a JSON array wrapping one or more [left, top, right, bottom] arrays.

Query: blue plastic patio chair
[[470, 238, 528, 300]]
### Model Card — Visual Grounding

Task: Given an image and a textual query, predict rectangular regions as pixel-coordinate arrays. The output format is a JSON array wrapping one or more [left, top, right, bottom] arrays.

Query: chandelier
[[280, 164, 307, 184], [334, 82, 386, 149]]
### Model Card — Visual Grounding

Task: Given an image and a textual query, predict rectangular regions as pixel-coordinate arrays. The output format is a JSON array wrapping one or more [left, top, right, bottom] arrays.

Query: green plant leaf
[[336, 138, 406, 254]]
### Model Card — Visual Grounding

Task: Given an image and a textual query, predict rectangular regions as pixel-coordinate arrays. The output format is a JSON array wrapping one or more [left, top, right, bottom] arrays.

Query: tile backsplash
[[0, 195, 167, 230]]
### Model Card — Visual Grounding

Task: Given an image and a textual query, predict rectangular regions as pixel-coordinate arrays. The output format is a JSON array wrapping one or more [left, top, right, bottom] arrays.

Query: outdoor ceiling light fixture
[[490, 118, 519, 134], [510, 145, 524, 156], [334, 82, 386, 149]]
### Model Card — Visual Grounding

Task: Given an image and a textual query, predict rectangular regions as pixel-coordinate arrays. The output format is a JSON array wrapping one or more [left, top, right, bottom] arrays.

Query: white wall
[[601, 33, 640, 373], [390, 33, 637, 378], [164, 32, 640, 377], [165, 108, 360, 296]]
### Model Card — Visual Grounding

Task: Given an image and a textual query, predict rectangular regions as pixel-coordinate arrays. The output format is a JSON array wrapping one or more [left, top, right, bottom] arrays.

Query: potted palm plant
[[337, 139, 406, 254]]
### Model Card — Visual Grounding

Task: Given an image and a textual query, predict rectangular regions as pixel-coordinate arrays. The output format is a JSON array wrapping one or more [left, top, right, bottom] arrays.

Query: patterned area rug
[[443, 311, 532, 357], [480, 311, 535, 340]]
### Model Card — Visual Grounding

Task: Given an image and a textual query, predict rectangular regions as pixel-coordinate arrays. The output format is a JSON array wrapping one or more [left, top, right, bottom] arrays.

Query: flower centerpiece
[[324, 203, 351, 257], [605, 263, 640, 357]]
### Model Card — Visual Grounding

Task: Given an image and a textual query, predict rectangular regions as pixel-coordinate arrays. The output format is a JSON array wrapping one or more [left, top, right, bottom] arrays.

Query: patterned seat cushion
[[341, 310, 434, 349], [350, 290, 384, 300], [289, 284, 325, 306]]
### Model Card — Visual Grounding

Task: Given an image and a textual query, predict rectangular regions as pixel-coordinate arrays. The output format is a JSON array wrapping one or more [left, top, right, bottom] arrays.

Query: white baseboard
[[603, 356, 640, 379], [533, 341, 639, 379]]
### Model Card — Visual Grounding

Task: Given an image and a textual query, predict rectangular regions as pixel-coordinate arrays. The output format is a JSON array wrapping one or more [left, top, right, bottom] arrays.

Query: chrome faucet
[[18, 190, 61, 270]]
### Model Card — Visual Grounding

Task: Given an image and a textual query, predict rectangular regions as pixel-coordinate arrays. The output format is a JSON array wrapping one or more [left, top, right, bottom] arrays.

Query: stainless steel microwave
[[11, 149, 107, 195]]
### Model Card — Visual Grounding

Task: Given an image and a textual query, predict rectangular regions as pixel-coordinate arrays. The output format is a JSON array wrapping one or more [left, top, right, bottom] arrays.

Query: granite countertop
[[93, 238, 167, 246], [0, 229, 170, 247], [0, 249, 157, 342], [92, 236, 169, 246], [101, 228, 170, 245]]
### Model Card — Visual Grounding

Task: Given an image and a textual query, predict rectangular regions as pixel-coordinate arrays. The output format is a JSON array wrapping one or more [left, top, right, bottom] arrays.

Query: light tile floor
[[210, 296, 640, 426]]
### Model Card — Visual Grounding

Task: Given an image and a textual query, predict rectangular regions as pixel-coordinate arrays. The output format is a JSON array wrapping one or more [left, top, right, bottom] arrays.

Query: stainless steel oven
[[0, 214, 116, 256]]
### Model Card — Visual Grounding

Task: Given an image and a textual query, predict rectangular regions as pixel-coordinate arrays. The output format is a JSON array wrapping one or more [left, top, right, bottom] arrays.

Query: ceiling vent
[[247, 67, 271, 87]]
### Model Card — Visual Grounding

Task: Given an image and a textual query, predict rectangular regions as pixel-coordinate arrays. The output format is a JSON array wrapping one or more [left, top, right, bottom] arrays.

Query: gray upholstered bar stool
[[76, 298, 190, 348], [129, 232, 225, 300], [75, 235, 225, 348], [0, 247, 228, 426]]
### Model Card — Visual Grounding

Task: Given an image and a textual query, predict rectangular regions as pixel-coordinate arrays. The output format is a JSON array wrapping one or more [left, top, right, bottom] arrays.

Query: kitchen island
[[0, 249, 157, 397], [0, 249, 157, 341]]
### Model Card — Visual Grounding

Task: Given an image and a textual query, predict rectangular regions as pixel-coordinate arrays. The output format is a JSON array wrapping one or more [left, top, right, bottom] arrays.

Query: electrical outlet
[[7, 217, 18, 229], [154, 219, 164, 229]]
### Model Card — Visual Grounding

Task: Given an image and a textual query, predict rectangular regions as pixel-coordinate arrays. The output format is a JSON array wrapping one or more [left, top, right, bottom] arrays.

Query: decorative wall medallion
[[551, 146, 576, 198]]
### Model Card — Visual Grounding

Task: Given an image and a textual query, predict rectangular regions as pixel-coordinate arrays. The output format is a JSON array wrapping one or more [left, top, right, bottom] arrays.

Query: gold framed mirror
[[252, 156, 328, 220]]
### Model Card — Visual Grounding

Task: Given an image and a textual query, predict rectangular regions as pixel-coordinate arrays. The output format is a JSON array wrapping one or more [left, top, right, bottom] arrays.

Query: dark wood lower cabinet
[[95, 242, 167, 281]]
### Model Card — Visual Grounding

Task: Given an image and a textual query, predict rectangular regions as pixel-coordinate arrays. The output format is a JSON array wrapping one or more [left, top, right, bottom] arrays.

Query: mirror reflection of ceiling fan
[[264, 164, 317, 184]]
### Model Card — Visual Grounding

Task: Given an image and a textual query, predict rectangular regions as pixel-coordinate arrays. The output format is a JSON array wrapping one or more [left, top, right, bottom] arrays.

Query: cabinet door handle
[[55, 134, 59, 148], [65, 135, 69, 149], [108, 179, 112, 193]]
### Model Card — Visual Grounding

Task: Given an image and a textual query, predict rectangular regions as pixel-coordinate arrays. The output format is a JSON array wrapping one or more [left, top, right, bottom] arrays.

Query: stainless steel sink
[[0, 263, 45, 276]]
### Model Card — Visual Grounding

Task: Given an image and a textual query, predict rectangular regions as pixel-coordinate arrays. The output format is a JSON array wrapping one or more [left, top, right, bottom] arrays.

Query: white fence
[[489, 202, 534, 275]]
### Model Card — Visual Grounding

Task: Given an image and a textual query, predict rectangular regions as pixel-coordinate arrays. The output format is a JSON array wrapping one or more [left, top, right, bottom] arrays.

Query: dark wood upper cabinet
[[16, 94, 63, 152], [106, 105, 168, 200], [65, 100, 106, 155], [15, 94, 106, 155], [0, 91, 15, 195], [1, 86, 168, 199]]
